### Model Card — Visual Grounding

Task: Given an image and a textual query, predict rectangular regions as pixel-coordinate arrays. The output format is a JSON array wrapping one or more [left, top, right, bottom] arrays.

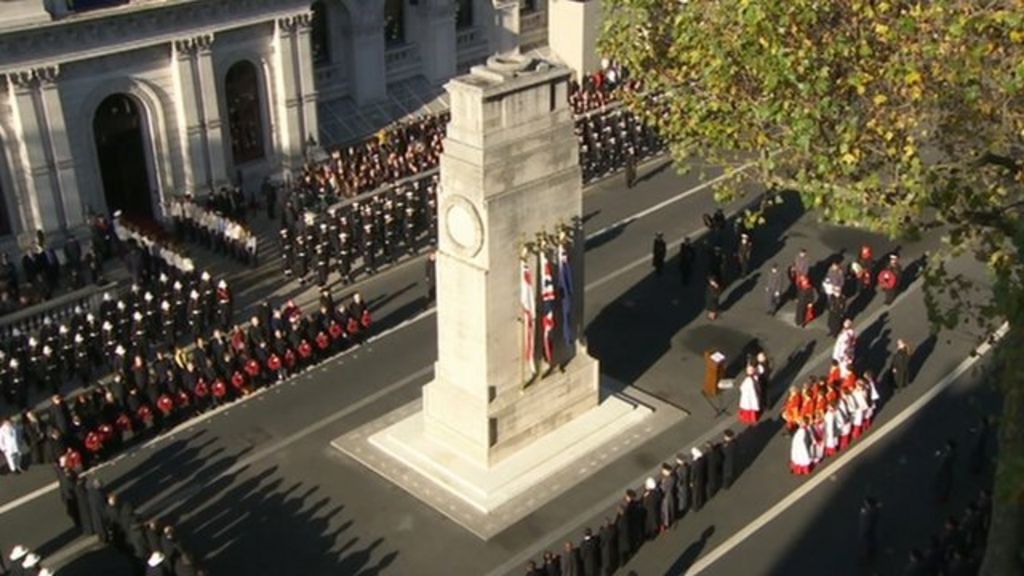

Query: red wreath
[[137, 404, 154, 423], [157, 394, 174, 415], [85, 431, 103, 453], [194, 379, 210, 398], [231, 371, 246, 390], [63, 448, 82, 471], [212, 379, 228, 398], [245, 359, 260, 377], [298, 340, 313, 358], [316, 332, 330, 350], [176, 390, 191, 408], [878, 268, 897, 291], [98, 423, 114, 443], [329, 322, 344, 340], [115, 413, 133, 432], [284, 349, 297, 368], [360, 309, 372, 329], [346, 317, 360, 336], [267, 354, 282, 372]]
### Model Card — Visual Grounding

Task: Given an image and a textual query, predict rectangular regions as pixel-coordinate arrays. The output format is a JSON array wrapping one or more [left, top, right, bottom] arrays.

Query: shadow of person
[[666, 525, 717, 576], [910, 333, 938, 382]]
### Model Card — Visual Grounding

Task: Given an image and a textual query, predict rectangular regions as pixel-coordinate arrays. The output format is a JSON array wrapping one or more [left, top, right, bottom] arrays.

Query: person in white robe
[[737, 365, 761, 425], [790, 420, 814, 475]]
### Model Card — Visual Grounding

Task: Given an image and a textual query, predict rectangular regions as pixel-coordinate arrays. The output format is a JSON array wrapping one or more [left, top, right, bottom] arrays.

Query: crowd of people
[[0, 229, 108, 318], [525, 424, 745, 576], [288, 114, 448, 213], [567, 59, 635, 116], [2, 473, 207, 575], [166, 194, 259, 266], [0, 282, 371, 480], [901, 488, 993, 576], [277, 175, 438, 287]]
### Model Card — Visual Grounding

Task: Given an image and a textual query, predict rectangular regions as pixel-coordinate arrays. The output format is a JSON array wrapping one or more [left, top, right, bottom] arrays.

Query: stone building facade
[[0, 0, 552, 247]]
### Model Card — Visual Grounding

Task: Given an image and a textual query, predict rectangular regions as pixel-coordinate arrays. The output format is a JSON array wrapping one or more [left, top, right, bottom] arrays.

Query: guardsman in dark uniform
[[403, 205, 418, 254], [652, 233, 667, 276], [186, 290, 204, 338], [74, 333, 92, 384], [737, 232, 753, 277], [625, 145, 637, 188], [362, 222, 377, 275], [158, 300, 175, 347], [294, 234, 308, 284], [171, 282, 186, 336], [315, 242, 330, 288], [338, 232, 353, 284], [280, 227, 293, 279], [199, 272, 216, 330], [215, 280, 233, 331]]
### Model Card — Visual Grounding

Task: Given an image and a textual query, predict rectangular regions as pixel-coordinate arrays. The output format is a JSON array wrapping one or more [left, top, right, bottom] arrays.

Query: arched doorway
[[225, 61, 266, 166], [93, 94, 154, 220]]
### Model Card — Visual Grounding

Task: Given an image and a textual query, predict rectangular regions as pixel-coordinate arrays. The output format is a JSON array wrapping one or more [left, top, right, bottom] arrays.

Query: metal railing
[[0, 280, 116, 335]]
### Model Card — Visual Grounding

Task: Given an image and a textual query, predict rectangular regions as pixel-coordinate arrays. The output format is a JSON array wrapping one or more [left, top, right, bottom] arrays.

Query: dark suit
[[892, 347, 910, 390], [580, 535, 600, 576], [560, 546, 581, 576], [692, 456, 707, 511], [722, 439, 737, 489], [599, 524, 618, 576], [707, 444, 722, 500]]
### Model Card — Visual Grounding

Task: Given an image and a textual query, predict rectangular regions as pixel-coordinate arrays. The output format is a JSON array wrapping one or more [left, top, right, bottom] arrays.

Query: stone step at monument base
[[332, 380, 686, 540]]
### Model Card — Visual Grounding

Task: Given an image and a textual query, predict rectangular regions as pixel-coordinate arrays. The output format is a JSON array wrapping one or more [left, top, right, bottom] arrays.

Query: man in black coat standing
[[674, 453, 691, 518], [691, 447, 707, 511], [560, 540, 581, 576], [705, 441, 722, 502], [652, 233, 667, 276], [56, 467, 80, 529], [678, 238, 695, 286], [722, 429, 738, 490], [74, 476, 94, 536], [599, 518, 618, 576], [891, 338, 911, 393], [87, 478, 109, 543], [579, 527, 600, 576]]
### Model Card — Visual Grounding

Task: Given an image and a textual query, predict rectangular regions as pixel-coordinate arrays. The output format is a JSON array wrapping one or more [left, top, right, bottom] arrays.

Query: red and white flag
[[521, 258, 537, 379], [540, 250, 557, 365]]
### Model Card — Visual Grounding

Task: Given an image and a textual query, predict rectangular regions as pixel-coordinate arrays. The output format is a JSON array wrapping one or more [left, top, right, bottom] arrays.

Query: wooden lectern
[[703, 350, 726, 397]]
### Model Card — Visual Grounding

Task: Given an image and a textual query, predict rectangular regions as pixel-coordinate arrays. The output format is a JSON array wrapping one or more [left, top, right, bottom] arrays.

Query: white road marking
[[684, 322, 1008, 575]]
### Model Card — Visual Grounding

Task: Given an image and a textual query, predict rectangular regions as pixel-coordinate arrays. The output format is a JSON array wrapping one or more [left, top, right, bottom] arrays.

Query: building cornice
[[0, 0, 313, 73]]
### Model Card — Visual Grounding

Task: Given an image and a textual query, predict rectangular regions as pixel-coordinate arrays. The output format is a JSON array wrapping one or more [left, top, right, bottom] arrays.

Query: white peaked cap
[[10, 545, 27, 560], [645, 477, 657, 490], [23, 552, 40, 568], [691, 447, 703, 460], [148, 552, 165, 567]]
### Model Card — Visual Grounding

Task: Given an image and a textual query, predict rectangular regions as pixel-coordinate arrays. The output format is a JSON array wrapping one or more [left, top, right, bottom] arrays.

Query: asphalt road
[[0, 157, 1001, 576]]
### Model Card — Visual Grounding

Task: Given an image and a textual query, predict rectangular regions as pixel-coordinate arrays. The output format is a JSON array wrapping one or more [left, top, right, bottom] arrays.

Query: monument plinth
[[334, 56, 680, 539]]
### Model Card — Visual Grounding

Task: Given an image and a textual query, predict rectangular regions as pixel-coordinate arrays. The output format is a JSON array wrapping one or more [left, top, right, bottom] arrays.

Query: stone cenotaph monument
[[335, 55, 677, 539]]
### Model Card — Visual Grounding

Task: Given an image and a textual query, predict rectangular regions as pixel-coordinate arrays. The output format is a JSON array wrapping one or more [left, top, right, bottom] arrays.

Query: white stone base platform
[[332, 381, 686, 539]]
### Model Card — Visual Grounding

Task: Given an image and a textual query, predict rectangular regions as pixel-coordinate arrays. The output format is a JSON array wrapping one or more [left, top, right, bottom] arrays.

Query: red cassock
[[231, 329, 248, 352], [299, 340, 313, 358], [245, 359, 260, 377], [267, 354, 282, 372], [231, 371, 246, 390], [157, 394, 175, 415], [212, 379, 228, 398], [85, 431, 103, 453], [194, 379, 210, 398], [329, 322, 344, 341], [316, 332, 330, 350], [878, 269, 897, 291]]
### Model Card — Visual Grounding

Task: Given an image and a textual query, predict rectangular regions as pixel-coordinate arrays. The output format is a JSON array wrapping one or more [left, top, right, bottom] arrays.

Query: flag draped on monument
[[521, 258, 537, 379], [558, 242, 574, 346], [540, 250, 557, 365]]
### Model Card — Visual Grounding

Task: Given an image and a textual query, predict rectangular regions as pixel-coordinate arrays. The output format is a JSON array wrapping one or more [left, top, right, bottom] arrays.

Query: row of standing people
[[526, 425, 746, 576], [0, 232, 106, 317], [279, 175, 438, 286], [166, 195, 258, 266], [52, 471, 205, 576]]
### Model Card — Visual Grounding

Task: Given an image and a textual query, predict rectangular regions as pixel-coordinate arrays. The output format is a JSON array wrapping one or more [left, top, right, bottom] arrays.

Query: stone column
[[546, 0, 602, 80], [172, 35, 212, 193], [294, 13, 320, 147], [274, 13, 316, 169], [36, 66, 83, 229], [194, 37, 229, 187], [491, 0, 521, 55], [350, 10, 387, 106], [418, 0, 457, 84], [5, 67, 65, 238]]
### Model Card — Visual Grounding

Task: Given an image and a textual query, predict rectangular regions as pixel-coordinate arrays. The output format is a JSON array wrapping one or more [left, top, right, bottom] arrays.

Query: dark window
[[385, 0, 405, 46], [94, 94, 154, 220], [311, 1, 330, 65], [521, 0, 536, 13], [456, 0, 473, 29], [225, 61, 266, 165], [0, 160, 12, 237]]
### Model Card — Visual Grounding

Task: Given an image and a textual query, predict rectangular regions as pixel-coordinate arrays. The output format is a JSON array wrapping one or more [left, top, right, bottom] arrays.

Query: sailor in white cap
[[146, 551, 167, 576], [22, 551, 41, 575]]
